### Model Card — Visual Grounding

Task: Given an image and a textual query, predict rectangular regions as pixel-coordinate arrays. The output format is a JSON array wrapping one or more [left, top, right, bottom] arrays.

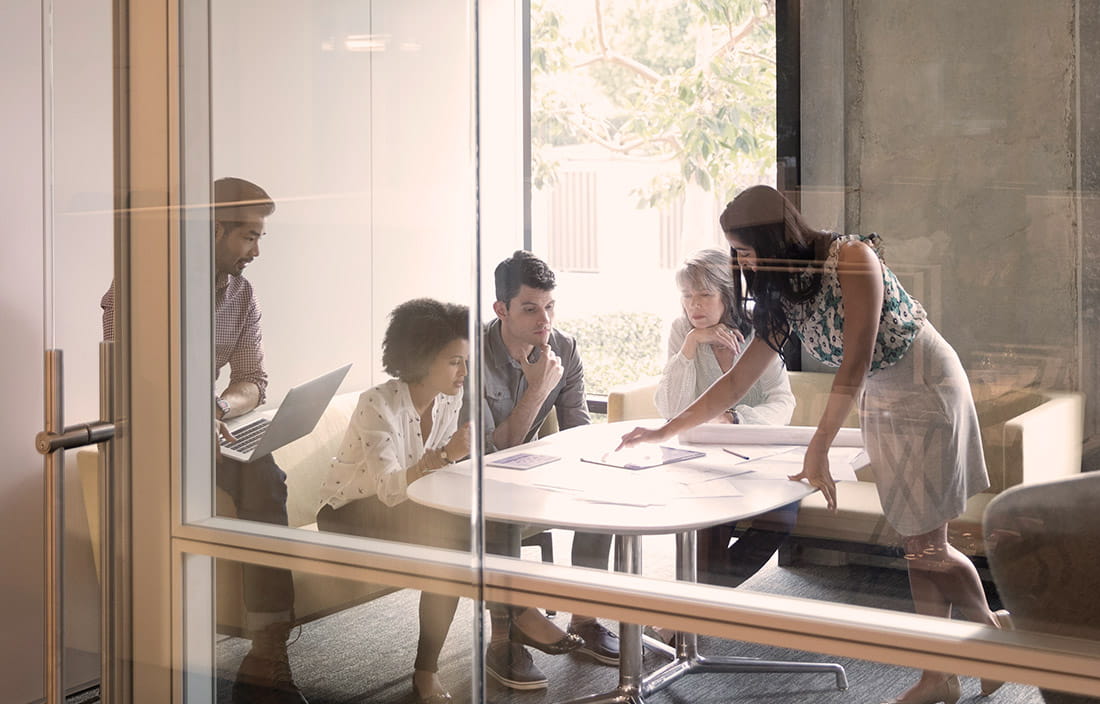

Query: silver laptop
[[219, 363, 352, 462]]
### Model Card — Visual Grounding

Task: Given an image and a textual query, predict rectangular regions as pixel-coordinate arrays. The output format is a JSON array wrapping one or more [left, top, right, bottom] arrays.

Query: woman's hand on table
[[617, 425, 671, 451], [788, 443, 837, 511]]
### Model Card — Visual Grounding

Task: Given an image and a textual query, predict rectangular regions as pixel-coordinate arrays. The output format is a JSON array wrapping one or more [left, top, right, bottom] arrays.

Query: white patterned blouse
[[318, 378, 462, 510]]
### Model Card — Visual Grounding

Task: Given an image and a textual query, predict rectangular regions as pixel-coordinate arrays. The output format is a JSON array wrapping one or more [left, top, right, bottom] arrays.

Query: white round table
[[407, 421, 848, 703]]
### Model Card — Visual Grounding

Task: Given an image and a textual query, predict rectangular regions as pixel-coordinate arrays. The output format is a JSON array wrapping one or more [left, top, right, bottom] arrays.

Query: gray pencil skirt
[[859, 323, 990, 537]]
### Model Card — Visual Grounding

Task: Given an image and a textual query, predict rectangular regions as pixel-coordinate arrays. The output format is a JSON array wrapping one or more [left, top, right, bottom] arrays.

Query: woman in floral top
[[621, 186, 1006, 704]]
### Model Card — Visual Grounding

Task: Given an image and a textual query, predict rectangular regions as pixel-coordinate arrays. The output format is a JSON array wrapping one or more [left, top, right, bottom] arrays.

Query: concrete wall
[[1080, 0, 1100, 452], [803, 2, 1086, 412]]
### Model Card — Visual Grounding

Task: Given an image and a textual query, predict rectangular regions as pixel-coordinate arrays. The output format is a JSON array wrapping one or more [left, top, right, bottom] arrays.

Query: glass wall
[[160, 0, 1100, 702], [175, 1, 484, 702]]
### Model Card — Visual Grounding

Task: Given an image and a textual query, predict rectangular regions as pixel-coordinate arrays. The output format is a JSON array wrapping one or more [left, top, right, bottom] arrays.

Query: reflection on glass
[[170, 0, 1100, 699], [211, 557, 474, 704], [201, 548, 1035, 704], [200, 0, 480, 698]]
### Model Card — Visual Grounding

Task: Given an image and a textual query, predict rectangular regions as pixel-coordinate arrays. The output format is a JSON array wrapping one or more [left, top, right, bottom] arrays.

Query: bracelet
[[426, 449, 445, 473]]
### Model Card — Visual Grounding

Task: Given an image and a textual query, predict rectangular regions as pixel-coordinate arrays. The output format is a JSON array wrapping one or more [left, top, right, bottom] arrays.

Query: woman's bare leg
[[903, 524, 995, 626], [887, 524, 997, 701]]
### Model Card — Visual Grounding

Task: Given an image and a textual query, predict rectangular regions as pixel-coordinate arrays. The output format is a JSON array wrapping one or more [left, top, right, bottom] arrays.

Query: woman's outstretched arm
[[619, 336, 778, 448], [789, 241, 883, 510]]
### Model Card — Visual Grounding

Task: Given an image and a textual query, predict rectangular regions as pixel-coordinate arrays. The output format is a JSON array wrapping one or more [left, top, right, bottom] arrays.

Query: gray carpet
[[215, 532, 1042, 704]]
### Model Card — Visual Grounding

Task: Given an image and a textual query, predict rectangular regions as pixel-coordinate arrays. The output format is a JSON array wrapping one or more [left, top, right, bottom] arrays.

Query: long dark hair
[[720, 186, 833, 357]]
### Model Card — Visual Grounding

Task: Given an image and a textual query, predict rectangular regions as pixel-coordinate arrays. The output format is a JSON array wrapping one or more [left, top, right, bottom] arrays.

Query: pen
[[723, 448, 750, 460]]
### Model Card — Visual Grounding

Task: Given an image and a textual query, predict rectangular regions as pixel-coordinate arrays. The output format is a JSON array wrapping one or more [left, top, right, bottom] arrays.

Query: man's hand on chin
[[521, 344, 564, 398]]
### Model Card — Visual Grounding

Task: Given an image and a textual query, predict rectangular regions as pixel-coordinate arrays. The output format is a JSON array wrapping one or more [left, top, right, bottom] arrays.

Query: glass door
[[30, 1, 118, 702]]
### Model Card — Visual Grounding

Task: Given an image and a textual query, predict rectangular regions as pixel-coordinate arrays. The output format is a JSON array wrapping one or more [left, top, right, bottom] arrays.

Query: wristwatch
[[215, 397, 231, 420], [438, 447, 454, 465], [725, 408, 739, 424]]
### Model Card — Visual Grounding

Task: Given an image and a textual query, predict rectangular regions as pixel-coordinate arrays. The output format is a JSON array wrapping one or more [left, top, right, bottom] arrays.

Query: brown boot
[[232, 622, 309, 704]]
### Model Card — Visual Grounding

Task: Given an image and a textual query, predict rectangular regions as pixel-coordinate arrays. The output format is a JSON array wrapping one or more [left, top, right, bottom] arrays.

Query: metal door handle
[[38, 347, 117, 704], [35, 420, 116, 455]]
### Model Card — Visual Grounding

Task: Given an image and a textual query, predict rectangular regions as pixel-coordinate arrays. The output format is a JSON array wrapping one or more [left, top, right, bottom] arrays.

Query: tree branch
[[574, 52, 662, 83], [738, 49, 776, 65], [580, 0, 662, 83], [594, 0, 607, 54], [568, 119, 681, 157], [711, 10, 763, 63]]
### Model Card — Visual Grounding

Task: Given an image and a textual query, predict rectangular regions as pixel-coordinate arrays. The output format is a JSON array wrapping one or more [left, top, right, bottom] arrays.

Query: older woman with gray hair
[[653, 248, 799, 593], [656, 248, 795, 424]]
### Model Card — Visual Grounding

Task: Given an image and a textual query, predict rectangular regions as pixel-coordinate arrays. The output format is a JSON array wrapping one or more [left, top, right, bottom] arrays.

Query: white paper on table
[[658, 459, 753, 485], [738, 446, 865, 481], [679, 478, 744, 499], [681, 424, 863, 447], [528, 464, 678, 507]]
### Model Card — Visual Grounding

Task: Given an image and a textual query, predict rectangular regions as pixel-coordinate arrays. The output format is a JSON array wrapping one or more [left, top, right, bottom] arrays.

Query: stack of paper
[[681, 424, 862, 447]]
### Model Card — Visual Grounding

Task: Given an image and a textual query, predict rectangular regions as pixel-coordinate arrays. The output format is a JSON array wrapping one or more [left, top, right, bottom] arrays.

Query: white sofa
[[607, 371, 1085, 564]]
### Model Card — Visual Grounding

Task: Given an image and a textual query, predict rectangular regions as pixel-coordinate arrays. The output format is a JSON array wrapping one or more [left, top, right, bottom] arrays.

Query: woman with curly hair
[[621, 186, 1007, 704], [317, 298, 577, 703], [317, 298, 473, 703]]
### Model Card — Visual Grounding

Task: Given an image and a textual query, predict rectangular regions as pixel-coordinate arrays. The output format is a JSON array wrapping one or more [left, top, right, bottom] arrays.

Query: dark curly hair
[[494, 250, 556, 306], [719, 185, 834, 359], [382, 298, 469, 383]]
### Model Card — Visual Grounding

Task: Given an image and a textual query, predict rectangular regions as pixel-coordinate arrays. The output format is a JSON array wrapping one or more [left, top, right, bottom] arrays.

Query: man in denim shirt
[[479, 251, 620, 670]]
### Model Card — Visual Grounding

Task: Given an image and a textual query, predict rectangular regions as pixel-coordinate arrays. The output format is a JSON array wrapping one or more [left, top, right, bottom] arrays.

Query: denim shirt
[[476, 318, 590, 452]]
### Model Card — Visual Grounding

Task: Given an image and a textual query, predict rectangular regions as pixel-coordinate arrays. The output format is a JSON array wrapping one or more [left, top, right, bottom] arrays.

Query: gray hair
[[674, 248, 746, 332]]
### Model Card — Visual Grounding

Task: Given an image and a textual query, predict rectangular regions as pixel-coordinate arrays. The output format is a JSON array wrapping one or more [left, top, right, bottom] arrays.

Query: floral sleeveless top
[[784, 234, 926, 372]]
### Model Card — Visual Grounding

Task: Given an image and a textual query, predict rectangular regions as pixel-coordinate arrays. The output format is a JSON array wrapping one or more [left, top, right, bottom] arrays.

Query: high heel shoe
[[509, 622, 583, 655], [980, 610, 1015, 696], [412, 677, 453, 704], [881, 675, 960, 704]]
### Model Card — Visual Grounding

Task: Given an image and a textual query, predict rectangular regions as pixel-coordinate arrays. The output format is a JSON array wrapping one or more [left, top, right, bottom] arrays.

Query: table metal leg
[[641, 531, 848, 696], [558, 530, 847, 704], [558, 534, 648, 704]]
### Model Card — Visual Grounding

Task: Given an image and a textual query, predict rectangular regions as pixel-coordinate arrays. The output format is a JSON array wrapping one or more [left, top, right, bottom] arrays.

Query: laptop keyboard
[[220, 418, 269, 454]]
